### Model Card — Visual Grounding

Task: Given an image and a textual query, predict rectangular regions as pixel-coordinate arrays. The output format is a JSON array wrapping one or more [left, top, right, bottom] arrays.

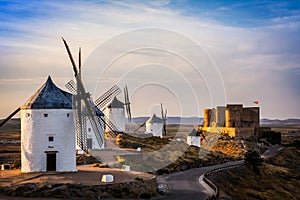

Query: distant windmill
[[134, 103, 167, 138], [103, 85, 131, 133], [62, 38, 121, 153]]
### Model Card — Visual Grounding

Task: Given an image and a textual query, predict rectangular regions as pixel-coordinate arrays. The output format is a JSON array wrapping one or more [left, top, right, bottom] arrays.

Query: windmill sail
[[94, 85, 121, 109], [124, 85, 131, 122], [0, 107, 21, 128], [161, 103, 167, 136], [62, 38, 107, 153], [134, 120, 147, 133]]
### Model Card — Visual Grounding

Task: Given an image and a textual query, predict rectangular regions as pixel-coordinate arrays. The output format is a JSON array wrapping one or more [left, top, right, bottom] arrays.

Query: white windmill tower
[[145, 104, 167, 138], [104, 86, 131, 133], [187, 129, 201, 147], [0, 76, 77, 173]]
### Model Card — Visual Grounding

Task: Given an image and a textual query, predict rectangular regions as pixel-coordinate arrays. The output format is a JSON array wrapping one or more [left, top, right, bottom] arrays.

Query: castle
[[201, 104, 260, 139]]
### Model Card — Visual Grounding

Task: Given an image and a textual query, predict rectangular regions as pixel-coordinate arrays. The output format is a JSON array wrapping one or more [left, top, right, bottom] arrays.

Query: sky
[[0, 0, 299, 119]]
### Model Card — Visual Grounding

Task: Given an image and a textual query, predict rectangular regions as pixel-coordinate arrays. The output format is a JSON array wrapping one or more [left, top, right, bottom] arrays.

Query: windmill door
[[46, 152, 57, 171], [87, 138, 93, 149]]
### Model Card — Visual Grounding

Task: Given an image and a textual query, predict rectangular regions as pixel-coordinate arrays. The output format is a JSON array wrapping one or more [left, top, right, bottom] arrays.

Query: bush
[[261, 131, 281, 145], [245, 150, 263, 173], [140, 192, 152, 199]]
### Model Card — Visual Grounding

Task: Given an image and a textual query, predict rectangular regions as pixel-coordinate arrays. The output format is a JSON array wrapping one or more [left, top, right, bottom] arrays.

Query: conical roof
[[147, 114, 163, 123], [107, 97, 124, 109], [22, 76, 73, 109]]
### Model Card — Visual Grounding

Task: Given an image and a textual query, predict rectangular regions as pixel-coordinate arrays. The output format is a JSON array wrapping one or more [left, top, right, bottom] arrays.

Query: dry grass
[[209, 147, 300, 200]]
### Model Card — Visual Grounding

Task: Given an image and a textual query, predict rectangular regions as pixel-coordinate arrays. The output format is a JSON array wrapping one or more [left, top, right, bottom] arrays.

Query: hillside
[[209, 147, 300, 200]]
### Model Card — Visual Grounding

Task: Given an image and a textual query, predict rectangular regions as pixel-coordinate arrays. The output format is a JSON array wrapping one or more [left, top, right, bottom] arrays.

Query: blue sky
[[0, 0, 299, 119]]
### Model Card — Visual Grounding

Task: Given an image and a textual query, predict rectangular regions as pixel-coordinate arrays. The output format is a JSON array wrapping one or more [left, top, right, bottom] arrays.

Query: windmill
[[62, 38, 122, 153], [161, 103, 167, 136], [133, 104, 167, 138]]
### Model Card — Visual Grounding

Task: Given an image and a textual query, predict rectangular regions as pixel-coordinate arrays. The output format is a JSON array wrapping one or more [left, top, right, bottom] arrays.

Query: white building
[[146, 114, 163, 138], [187, 129, 201, 147], [20, 76, 76, 173], [86, 106, 105, 149], [104, 97, 125, 133]]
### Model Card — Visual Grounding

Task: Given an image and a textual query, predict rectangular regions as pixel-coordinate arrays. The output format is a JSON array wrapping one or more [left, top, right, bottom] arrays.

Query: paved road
[[155, 160, 244, 200], [261, 145, 284, 159]]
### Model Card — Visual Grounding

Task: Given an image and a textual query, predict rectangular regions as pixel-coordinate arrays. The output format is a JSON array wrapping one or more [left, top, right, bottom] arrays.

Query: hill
[[208, 147, 300, 200]]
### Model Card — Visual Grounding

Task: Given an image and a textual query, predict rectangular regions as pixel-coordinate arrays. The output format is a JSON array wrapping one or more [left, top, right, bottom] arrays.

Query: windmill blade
[[62, 38, 104, 153], [84, 102, 105, 148], [78, 47, 81, 76], [160, 103, 167, 136], [73, 97, 87, 152], [75, 103, 87, 152], [65, 80, 77, 94], [160, 103, 164, 120], [94, 85, 121, 109], [163, 120, 167, 136], [62, 37, 78, 76], [0, 108, 21, 128], [200, 131, 208, 143], [134, 120, 147, 133], [124, 85, 131, 122], [101, 115, 120, 137]]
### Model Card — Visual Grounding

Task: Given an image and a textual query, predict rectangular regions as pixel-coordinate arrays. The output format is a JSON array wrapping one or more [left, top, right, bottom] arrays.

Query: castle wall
[[216, 106, 226, 127], [20, 109, 76, 173], [203, 109, 212, 127], [226, 104, 243, 127], [223, 127, 256, 139], [241, 107, 259, 127]]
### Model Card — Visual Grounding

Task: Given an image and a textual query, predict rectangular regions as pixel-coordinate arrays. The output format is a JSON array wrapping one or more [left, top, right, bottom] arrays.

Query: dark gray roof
[[147, 114, 163, 123], [188, 129, 201, 137], [22, 76, 73, 109], [107, 97, 124, 109]]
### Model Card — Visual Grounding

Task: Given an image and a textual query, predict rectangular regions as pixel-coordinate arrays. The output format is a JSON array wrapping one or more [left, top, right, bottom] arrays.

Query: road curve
[[155, 160, 244, 200]]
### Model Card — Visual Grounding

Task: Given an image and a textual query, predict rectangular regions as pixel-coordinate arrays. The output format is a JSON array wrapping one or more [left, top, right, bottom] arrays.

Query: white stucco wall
[[20, 109, 77, 173], [187, 136, 201, 147], [104, 108, 125, 132], [86, 116, 105, 149], [146, 122, 163, 138]]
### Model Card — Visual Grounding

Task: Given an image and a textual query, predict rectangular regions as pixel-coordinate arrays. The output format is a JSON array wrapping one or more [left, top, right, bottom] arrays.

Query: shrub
[[245, 150, 263, 173]]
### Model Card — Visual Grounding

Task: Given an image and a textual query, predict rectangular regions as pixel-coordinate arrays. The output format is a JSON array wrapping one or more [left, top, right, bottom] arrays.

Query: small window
[[44, 114, 48, 117], [26, 113, 30, 117], [48, 136, 54, 142], [88, 128, 91, 132], [67, 113, 70, 117]]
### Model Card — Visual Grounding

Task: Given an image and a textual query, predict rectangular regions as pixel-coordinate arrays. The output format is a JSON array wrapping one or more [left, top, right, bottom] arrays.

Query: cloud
[[0, 0, 299, 118]]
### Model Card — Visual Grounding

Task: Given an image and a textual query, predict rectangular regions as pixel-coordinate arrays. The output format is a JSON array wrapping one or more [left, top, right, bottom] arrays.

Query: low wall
[[203, 161, 245, 199]]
